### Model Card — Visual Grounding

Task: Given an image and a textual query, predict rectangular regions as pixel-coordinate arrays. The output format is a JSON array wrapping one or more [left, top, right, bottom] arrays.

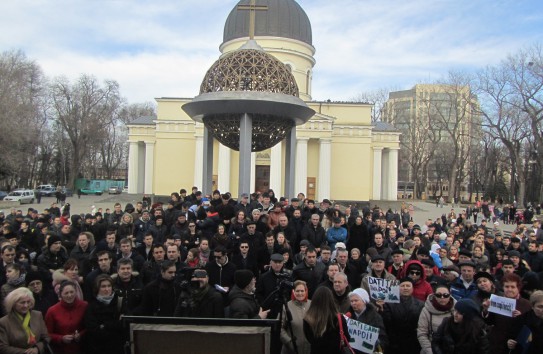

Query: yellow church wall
[[330, 137, 372, 201], [156, 98, 193, 121], [308, 102, 372, 126], [153, 133, 197, 195]]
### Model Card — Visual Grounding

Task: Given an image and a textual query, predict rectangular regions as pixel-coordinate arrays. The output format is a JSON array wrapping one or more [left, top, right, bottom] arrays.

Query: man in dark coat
[[174, 269, 224, 318], [301, 214, 326, 252], [138, 260, 180, 317], [292, 247, 325, 298], [228, 269, 268, 319]]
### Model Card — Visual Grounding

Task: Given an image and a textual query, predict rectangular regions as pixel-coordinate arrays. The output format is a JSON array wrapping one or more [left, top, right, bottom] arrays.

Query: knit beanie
[[349, 288, 370, 304], [454, 298, 480, 319], [47, 235, 62, 247], [234, 269, 254, 289]]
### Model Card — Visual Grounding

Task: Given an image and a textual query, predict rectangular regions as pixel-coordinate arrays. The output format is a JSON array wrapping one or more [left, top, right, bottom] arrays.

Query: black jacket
[[301, 224, 326, 249], [432, 316, 489, 354], [292, 261, 326, 299], [228, 285, 260, 319], [382, 295, 424, 354], [174, 285, 224, 318], [83, 294, 124, 354], [138, 277, 180, 317]]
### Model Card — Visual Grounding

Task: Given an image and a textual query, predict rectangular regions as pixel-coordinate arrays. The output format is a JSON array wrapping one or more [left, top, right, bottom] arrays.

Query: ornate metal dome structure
[[190, 40, 308, 152], [200, 48, 299, 96]]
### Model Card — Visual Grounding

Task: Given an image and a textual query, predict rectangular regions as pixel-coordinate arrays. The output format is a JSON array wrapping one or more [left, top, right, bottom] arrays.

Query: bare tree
[[351, 87, 398, 122], [49, 75, 122, 189], [0, 50, 47, 188]]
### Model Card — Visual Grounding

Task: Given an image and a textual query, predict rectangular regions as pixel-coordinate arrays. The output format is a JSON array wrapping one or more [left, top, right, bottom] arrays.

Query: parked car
[[62, 188, 73, 197], [4, 190, 35, 204], [39, 187, 57, 197], [0, 191, 7, 200], [108, 186, 122, 194], [79, 188, 103, 196]]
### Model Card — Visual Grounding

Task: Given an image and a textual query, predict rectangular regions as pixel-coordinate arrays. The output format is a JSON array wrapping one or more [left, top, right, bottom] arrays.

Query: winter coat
[[348, 303, 388, 353], [382, 295, 424, 354], [83, 294, 124, 354], [347, 222, 370, 254], [0, 310, 50, 354], [45, 298, 88, 354], [301, 224, 326, 249], [205, 258, 237, 289], [399, 260, 433, 302], [112, 273, 144, 315], [228, 285, 260, 319], [303, 314, 350, 354], [138, 277, 180, 317], [174, 285, 224, 318], [417, 294, 457, 354], [280, 299, 311, 354], [432, 316, 489, 354], [507, 309, 543, 354], [292, 261, 326, 299]]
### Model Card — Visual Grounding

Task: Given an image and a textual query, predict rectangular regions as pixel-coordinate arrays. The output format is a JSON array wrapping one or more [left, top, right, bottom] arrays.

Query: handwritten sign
[[368, 277, 400, 303], [345, 317, 380, 354], [489, 294, 516, 317]]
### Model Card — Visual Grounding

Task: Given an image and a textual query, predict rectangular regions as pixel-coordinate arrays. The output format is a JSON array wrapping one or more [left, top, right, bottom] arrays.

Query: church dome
[[200, 41, 299, 97], [223, 0, 312, 46]]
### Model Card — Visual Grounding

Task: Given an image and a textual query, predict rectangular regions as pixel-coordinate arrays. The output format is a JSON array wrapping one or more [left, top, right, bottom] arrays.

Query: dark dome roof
[[223, 0, 312, 46]]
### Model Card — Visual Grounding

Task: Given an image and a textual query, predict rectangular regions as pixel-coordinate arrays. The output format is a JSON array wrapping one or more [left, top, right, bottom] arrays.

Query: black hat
[[399, 277, 414, 285], [192, 269, 208, 278], [413, 224, 421, 230], [511, 237, 521, 243], [25, 271, 44, 284], [47, 235, 62, 247], [371, 254, 385, 262], [474, 271, 495, 284], [458, 249, 472, 258], [421, 258, 435, 268], [391, 249, 404, 256], [454, 298, 480, 319], [270, 253, 285, 262], [172, 234, 182, 240], [507, 250, 521, 258], [234, 269, 254, 289], [457, 261, 476, 269]]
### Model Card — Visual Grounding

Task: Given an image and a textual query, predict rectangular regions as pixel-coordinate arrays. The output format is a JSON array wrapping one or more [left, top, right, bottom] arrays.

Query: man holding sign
[[482, 273, 532, 354], [346, 288, 388, 353]]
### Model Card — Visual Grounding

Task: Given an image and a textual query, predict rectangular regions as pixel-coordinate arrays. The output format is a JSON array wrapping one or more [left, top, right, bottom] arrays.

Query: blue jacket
[[326, 226, 347, 251], [450, 276, 478, 300]]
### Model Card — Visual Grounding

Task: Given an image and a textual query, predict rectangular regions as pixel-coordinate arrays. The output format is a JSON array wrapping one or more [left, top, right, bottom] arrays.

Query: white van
[[37, 184, 56, 191], [4, 189, 35, 204]]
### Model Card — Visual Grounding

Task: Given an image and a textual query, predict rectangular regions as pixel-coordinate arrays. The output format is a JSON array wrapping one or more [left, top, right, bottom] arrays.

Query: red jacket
[[45, 298, 88, 354], [399, 260, 433, 302]]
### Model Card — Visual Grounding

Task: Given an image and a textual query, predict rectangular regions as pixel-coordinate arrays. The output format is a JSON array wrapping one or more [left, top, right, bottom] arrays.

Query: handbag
[[337, 313, 355, 354]]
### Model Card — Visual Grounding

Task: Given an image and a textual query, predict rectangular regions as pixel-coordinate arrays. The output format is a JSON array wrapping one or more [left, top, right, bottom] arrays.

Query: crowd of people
[[0, 187, 542, 354]]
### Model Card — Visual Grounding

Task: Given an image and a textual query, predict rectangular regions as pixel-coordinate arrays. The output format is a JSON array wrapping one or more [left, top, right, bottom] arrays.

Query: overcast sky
[[1, 0, 541, 104]]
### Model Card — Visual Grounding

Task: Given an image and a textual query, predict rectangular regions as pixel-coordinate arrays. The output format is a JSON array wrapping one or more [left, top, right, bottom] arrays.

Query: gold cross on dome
[[237, 0, 268, 40]]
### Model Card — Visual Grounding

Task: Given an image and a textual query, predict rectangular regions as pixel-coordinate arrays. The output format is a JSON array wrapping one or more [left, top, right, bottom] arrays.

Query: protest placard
[[367, 276, 400, 303], [488, 294, 516, 317], [345, 317, 380, 354]]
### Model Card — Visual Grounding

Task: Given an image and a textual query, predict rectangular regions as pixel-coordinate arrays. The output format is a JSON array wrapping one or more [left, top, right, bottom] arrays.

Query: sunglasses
[[434, 293, 451, 299], [240, 246, 249, 249], [409, 270, 421, 276]]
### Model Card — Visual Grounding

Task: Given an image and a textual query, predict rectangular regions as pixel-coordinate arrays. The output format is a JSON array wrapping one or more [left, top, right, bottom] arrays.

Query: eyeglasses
[[434, 293, 450, 299], [409, 270, 421, 276], [240, 246, 249, 249]]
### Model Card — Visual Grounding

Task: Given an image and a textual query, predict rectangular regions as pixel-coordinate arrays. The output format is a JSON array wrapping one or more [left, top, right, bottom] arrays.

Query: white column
[[218, 143, 231, 192], [194, 135, 204, 188], [295, 137, 309, 196], [250, 152, 256, 193], [128, 141, 139, 194], [381, 149, 389, 200], [317, 138, 331, 201], [388, 148, 399, 201], [372, 147, 383, 200], [270, 143, 282, 195], [144, 141, 155, 194]]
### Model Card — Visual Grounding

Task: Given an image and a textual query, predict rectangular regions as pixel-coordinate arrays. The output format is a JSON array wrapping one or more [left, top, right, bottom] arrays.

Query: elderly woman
[[418, 284, 456, 354], [83, 275, 123, 354], [280, 280, 311, 354], [0, 287, 50, 354], [347, 288, 388, 353], [506, 290, 543, 353]]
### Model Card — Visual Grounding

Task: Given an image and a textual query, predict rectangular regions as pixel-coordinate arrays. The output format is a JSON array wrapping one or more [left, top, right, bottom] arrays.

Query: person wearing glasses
[[399, 260, 433, 302], [417, 284, 457, 354]]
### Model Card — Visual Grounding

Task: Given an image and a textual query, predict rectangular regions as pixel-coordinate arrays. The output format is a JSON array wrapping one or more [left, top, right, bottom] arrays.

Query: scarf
[[8, 273, 26, 287], [431, 296, 454, 312], [97, 294, 115, 305], [15, 312, 36, 345]]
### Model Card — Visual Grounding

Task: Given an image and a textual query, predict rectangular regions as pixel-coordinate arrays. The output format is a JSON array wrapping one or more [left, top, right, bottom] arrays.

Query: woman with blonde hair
[[0, 287, 50, 354], [303, 287, 350, 354]]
